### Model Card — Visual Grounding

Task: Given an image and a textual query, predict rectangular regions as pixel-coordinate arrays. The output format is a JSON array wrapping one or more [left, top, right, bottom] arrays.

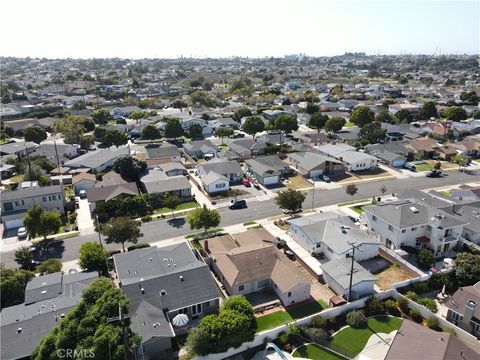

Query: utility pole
[[95, 214, 110, 275], [346, 242, 363, 302], [106, 302, 131, 360], [311, 179, 315, 211]]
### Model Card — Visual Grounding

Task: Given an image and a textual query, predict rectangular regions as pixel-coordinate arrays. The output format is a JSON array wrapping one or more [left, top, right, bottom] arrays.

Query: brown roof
[[444, 282, 480, 320], [72, 172, 96, 185], [438, 145, 458, 156], [408, 138, 439, 152], [454, 139, 480, 152], [385, 319, 479, 360], [205, 228, 307, 291], [50, 167, 70, 175], [87, 183, 138, 202], [96, 171, 128, 187]]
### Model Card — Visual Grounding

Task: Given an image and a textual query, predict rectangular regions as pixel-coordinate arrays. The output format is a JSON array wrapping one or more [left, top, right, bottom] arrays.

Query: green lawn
[[439, 190, 451, 197], [351, 205, 365, 214], [414, 163, 433, 172], [256, 300, 328, 332], [153, 201, 198, 214], [293, 344, 348, 360], [344, 121, 355, 127], [331, 316, 402, 356], [337, 199, 369, 207], [243, 221, 257, 226]]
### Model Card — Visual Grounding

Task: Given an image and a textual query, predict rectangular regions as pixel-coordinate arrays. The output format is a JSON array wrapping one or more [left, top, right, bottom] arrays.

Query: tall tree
[[14, 246, 34, 270], [419, 101, 438, 120], [309, 112, 328, 134], [79, 242, 107, 274], [274, 114, 298, 152], [80, 135, 95, 150], [242, 116, 265, 140], [24, 126, 47, 144], [233, 107, 252, 121], [0, 264, 35, 309], [23, 205, 62, 240], [358, 122, 387, 144], [443, 106, 467, 121], [101, 217, 142, 252], [274, 189, 306, 216], [37, 259, 62, 274], [141, 124, 161, 140], [215, 127, 234, 144], [350, 106, 375, 128], [104, 129, 128, 147], [164, 118, 184, 139], [305, 103, 320, 115], [455, 253, 480, 286], [91, 109, 112, 125], [394, 109, 413, 123], [113, 156, 147, 181], [324, 116, 346, 133], [54, 116, 90, 144], [375, 108, 394, 123], [189, 123, 203, 138], [187, 205, 221, 234], [163, 193, 181, 218]]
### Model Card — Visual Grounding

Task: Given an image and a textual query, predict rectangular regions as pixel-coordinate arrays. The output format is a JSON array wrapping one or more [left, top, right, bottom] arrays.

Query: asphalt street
[[1, 169, 478, 268]]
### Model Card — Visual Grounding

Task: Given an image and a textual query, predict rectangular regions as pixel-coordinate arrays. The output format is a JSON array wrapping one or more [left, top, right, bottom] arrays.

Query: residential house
[[335, 128, 361, 142], [385, 319, 480, 360], [407, 138, 440, 159], [316, 144, 378, 172], [140, 169, 191, 199], [113, 243, 221, 358], [364, 143, 408, 168], [444, 282, 480, 339], [4, 117, 56, 134], [388, 103, 420, 118], [64, 147, 129, 173], [197, 158, 243, 193], [96, 170, 128, 187], [453, 139, 480, 159], [202, 228, 311, 306], [145, 143, 182, 164], [0, 160, 15, 179], [0, 271, 98, 360], [228, 139, 266, 159], [210, 117, 239, 130], [0, 141, 38, 160], [183, 140, 218, 158], [0, 184, 66, 229], [363, 199, 468, 254], [295, 132, 330, 146], [288, 212, 380, 260], [441, 202, 480, 244], [156, 162, 187, 177], [30, 142, 79, 164], [180, 118, 213, 136], [244, 155, 290, 186], [86, 182, 138, 212], [321, 258, 377, 300], [72, 173, 97, 194], [286, 152, 346, 179], [437, 145, 458, 161], [111, 105, 142, 119]]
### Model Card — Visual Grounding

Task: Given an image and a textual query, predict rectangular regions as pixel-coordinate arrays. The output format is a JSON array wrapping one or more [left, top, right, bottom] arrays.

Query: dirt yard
[[375, 265, 414, 290], [286, 175, 313, 190]]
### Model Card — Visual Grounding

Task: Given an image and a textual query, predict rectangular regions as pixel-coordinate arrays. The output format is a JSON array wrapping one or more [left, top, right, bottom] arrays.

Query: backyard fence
[[379, 246, 426, 277]]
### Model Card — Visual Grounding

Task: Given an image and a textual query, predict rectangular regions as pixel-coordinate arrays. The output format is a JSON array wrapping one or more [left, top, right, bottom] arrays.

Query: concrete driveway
[[76, 197, 94, 230]]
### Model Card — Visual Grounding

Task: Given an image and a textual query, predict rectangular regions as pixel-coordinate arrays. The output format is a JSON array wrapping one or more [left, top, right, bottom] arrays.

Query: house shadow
[[31, 239, 66, 262], [285, 297, 326, 319], [167, 217, 186, 229]]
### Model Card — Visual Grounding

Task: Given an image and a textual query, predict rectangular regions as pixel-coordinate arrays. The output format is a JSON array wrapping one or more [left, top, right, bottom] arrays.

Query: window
[[15, 200, 19, 206], [411, 227, 417, 231], [288, 292, 292, 298], [215, 183, 226, 189], [473, 322, 480, 334], [445, 228, 453, 237], [451, 311, 463, 323], [42, 197, 47, 202], [401, 229, 406, 233], [372, 215, 377, 222], [21, 200, 24, 205], [58, 194, 62, 200], [388, 225, 393, 231], [238, 285, 244, 291], [3, 202, 13, 212]]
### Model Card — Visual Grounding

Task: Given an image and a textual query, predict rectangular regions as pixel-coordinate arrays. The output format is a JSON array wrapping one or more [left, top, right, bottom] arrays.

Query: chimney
[[204, 240, 209, 253], [462, 300, 477, 329]]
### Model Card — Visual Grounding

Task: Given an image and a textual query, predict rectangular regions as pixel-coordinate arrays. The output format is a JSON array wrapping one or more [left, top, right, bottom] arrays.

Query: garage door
[[310, 170, 323, 179], [4, 219, 23, 230], [263, 175, 279, 186], [392, 160, 405, 168]]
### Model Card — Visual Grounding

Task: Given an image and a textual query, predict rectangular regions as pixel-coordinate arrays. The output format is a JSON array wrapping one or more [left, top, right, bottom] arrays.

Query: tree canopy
[[419, 101, 438, 120], [358, 121, 387, 144], [350, 106, 375, 127], [23, 205, 62, 240], [189, 123, 203, 138], [32, 278, 139, 360], [375, 108, 394, 123], [455, 252, 480, 286], [101, 217, 142, 252], [141, 124, 161, 140], [274, 189, 306, 215], [0, 264, 35, 309], [309, 112, 328, 133], [394, 109, 413, 123], [37, 259, 62, 274], [24, 126, 47, 144], [104, 129, 128, 147], [215, 127, 234, 144], [274, 114, 298, 134], [324, 116, 346, 133], [163, 193, 181, 217], [187, 205, 221, 234], [443, 106, 468, 121], [14, 246, 34, 270], [164, 118, 184, 139], [242, 116, 265, 140], [91, 109, 112, 125], [113, 155, 147, 181], [305, 103, 320, 115], [79, 242, 107, 274], [54, 116, 91, 144], [345, 183, 358, 196], [233, 107, 252, 121]]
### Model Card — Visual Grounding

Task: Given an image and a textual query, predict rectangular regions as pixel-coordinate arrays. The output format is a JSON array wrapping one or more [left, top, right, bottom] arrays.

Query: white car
[[17, 227, 27, 239]]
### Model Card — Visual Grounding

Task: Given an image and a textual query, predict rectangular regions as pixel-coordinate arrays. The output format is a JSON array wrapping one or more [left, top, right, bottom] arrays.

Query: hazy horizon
[[2, 0, 478, 59]]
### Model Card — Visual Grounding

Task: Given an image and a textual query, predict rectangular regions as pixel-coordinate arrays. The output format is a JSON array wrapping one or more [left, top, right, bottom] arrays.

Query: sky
[[1, 0, 478, 58]]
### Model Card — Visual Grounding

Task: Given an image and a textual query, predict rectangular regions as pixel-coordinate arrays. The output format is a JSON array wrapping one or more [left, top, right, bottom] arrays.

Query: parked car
[[232, 133, 245, 139], [404, 163, 416, 171], [284, 249, 296, 260], [426, 169, 442, 178], [17, 227, 27, 240], [242, 178, 251, 187], [283, 208, 302, 214], [229, 199, 247, 209], [79, 189, 87, 199], [321, 174, 331, 182]]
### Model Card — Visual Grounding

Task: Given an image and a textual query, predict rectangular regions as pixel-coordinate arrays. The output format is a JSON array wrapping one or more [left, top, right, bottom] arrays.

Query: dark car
[[404, 163, 416, 171], [232, 133, 245, 139], [229, 199, 247, 209], [426, 169, 442, 178], [284, 249, 296, 261]]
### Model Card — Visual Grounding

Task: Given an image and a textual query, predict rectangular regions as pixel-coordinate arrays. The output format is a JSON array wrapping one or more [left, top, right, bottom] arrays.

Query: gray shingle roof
[[142, 175, 191, 194], [321, 258, 377, 289], [197, 158, 242, 178], [64, 147, 129, 169], [1, 184, 63, 202]]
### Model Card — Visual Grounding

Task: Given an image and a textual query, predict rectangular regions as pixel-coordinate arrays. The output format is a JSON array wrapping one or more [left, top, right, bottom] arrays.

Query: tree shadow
[[167, 217, 186, 229], [31, 239, 66, 262]]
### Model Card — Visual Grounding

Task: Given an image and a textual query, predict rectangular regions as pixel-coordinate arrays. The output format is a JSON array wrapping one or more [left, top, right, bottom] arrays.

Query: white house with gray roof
[[64, 146, 129, 172], [364, 199, 468, 254], [316, 143, 378, 172], [288, 212, 380, 261], [140, 169, 191, 199], [197, 158, 243, 194]]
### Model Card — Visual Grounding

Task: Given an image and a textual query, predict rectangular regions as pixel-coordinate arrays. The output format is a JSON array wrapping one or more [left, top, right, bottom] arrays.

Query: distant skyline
[[2, 0, 478, 59]]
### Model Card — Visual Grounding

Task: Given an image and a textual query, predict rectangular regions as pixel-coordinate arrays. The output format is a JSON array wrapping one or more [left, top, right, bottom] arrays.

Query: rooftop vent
[[149, 258, 153, 261], [141, 288, 145, 294], [41, 290, 47, 294], [163, 258, 168, 261], [410, 207, 419, 213], [17, 328, 22, 334], [160, 290, 167, 296], [60, 314, 65, 318], [180, 276, 184, 282]]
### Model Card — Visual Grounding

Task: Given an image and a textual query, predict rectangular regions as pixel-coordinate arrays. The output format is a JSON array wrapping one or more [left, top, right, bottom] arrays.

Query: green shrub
[[412, 282, 429, 294], [384, 299, 398, 314], [417, 248, 434, 270], [365, 295, 385, 315], [346, 311, 367, 328], [288, 323, 301, 344], [417, 298, 438, 313], [426, 317, 440, 330], [106, 249, 122, 257], [405, 291, 419, 301], [311, 315, 327, 329], [301, 327, 328, 344], [278, 332, 289, 349], [127, 243, 150, 252], [397, 297, 409, 313], [409, 309, 422, 321], [141, 215, 152, 222]]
